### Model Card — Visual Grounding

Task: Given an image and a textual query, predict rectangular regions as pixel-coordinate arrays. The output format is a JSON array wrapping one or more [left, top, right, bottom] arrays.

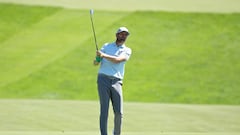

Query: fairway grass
[[1, 132, 240, 135], [0, 100, 239, 135]]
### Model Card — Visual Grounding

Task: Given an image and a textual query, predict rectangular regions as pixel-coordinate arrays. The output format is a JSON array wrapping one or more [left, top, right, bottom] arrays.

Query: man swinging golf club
[[93, 26, 132, 135]]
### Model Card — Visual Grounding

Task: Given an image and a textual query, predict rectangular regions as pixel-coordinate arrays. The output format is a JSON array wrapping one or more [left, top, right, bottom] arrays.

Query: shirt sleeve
[[123, 48, 132, 61], [100, 43, 109, 53]]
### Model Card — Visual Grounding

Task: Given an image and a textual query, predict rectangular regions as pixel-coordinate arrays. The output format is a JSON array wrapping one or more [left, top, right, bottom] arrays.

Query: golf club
[[90, 9, 98, 51]]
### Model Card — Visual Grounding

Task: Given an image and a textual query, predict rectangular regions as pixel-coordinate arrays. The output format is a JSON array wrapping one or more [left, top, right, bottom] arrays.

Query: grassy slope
[[0, 100, 239, 135], [125, 12, 240, 104], [0, 4, 240, 104]]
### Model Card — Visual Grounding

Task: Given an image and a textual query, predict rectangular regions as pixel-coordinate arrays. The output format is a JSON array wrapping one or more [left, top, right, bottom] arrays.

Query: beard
[[117, 37, 126, 42]]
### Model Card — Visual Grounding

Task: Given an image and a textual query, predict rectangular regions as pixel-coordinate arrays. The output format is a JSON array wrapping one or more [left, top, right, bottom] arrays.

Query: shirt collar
[[114, 42, 125, 48]]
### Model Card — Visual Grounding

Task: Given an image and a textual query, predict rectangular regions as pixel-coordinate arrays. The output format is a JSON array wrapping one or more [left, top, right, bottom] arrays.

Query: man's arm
[[97, 51, 126, 63]]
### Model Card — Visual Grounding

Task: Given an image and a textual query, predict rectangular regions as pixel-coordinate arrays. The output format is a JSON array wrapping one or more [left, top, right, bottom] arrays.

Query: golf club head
[[90, 9, 94, 15]]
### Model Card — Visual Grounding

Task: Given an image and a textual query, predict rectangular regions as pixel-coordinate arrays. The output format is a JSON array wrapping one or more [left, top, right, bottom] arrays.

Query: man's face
[[116, 31, 129, 42]]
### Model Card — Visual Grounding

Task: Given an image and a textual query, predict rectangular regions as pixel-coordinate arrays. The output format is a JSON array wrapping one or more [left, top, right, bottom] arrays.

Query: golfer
[[93, 27, 132, 135]]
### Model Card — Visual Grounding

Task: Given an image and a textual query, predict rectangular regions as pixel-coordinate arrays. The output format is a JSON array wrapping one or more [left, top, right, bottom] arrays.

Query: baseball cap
[[116, 27, 130, 35]]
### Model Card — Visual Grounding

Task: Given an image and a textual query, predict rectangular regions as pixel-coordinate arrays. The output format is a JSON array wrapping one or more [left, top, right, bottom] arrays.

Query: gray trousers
[[97, 74, 123, 135]]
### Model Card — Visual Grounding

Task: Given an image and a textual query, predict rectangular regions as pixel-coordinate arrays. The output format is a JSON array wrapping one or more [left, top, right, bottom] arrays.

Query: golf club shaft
[[90, 9, 98, 51]]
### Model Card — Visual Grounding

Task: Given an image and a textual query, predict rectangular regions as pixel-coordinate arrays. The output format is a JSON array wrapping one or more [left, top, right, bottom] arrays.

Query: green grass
[[0, 100, 239, 135], [0, 3, 240, 104], [0, 3, 61, 43], [125, 12, 240, 104], [0, 3, 240, 135]]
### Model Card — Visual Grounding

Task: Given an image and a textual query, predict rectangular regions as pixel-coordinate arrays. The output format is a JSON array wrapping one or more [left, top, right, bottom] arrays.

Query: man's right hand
[[93, 59, 99, 66]]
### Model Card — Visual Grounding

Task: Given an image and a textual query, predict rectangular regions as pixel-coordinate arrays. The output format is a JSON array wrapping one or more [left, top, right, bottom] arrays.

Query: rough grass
[[0, 4, 240, 104]]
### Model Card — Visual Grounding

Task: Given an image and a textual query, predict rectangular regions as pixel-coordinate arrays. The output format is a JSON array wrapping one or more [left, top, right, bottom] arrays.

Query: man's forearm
[[101, 53, 126, 63]]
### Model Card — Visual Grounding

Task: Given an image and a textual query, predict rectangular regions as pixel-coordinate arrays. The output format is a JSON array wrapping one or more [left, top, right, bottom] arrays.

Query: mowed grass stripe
[[0, 100, 239, 132], [0, 3, 61, 43], [0, 9, 84, 87]]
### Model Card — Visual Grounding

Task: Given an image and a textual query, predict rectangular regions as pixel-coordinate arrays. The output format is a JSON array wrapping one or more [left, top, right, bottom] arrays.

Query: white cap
[[116, 27, 130, 35]]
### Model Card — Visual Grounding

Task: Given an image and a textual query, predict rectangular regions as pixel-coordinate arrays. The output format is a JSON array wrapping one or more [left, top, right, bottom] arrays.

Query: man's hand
[[93, 59, 99, 65], [96, 50, 104, 58], [93, 51, 103, 66]]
